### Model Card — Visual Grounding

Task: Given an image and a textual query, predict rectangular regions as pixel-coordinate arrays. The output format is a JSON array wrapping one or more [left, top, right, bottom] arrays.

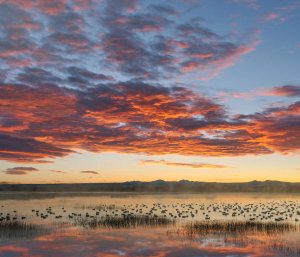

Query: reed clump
[[184, 220, 298, 235], [74, 215, 176, 229], [0, 220, 43, 241]]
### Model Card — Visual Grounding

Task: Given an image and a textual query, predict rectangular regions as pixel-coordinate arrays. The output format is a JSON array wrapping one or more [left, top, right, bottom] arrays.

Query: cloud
[[236, 101, 300, 154], [259, 12, 281, 23], [49, 32, 91, 49], [1, 81, 299, 162], [98, 0, 259, 79], [0, 0, 299, 164], [67, 66, 115, 81], [2, 0, 93, 15], [277, 4, 300, 11], [2, 166, 39, 175], [0, 134, 74, 163], [139, 160, 232, 169], [50, 170, 67, 174], [219, 85, 300, 100], [263, 85, 300, 97], [80, 170, 100, 175], [0, 0, 259, 84], [148, 4, 178, 16], [231, 0, 260, 9]]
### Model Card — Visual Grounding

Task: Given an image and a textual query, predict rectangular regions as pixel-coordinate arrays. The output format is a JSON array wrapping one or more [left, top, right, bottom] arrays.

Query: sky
[[0, 0, 299, 184]]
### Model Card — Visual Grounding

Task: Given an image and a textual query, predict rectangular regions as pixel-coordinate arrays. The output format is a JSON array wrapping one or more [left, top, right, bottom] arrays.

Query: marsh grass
[[183, 220, 298, 236], [74, 215, 176, 229], [181, 221, 300, 257], [0, 220, 45, 241]]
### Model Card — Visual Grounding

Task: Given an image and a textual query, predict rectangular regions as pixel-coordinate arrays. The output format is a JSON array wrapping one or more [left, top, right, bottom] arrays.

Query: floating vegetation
[[183, 220, 298, 236], [0, 220, 45, 242], [74, 215, 176, 229]]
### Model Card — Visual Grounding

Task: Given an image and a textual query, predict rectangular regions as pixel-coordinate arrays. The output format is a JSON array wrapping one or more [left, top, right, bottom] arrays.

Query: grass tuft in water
[[0, 220, 44, 241], [74, 215, 176, 229], [183, 220, 298, 236]]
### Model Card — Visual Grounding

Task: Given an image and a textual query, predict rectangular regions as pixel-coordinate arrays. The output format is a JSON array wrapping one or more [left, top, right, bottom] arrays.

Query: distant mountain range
[[1, 180, 300, 193]]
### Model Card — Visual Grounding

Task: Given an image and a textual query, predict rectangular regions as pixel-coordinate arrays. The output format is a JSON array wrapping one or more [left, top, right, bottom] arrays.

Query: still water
[[0, 192, 299, 257]]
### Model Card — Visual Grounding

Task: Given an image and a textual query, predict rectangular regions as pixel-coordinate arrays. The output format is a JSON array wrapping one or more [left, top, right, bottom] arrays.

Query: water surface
[[0, 193, 299, 257]]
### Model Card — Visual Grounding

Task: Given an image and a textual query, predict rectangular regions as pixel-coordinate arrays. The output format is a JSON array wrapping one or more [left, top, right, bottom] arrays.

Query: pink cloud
[[277, 4, 300, 11], [231, 0, 260, 9], [259, 13, 281, 23]]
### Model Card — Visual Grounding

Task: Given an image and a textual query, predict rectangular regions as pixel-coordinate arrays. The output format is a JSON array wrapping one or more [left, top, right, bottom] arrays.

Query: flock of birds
[[1, 201, 300, 223]]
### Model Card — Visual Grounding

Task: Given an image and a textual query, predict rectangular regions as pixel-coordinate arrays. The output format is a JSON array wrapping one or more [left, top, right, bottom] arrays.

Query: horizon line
[[1, 179, 300, 185]]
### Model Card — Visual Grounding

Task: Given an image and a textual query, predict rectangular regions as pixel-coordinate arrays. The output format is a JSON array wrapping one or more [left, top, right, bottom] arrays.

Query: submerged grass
[[74, 215, 176, 229], [183, 220, 298, 236]]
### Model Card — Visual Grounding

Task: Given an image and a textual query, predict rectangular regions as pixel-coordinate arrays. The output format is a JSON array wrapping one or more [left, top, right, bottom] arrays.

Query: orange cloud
[[50, 170, 67, 174], [80, 170, 100, 175], [262, 85, 300, 97], [139, 160, 233, 169], [133, 25, 162, 32], [1, 81, 299, 163], [183, 62, 203, 71], [0, 134, 73, 163], [169, 40, 189, 49], [2, 166, 39, 175]]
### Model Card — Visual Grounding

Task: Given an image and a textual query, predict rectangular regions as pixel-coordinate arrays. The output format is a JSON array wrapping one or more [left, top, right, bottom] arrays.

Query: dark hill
[[0, 180, 300, 193]]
